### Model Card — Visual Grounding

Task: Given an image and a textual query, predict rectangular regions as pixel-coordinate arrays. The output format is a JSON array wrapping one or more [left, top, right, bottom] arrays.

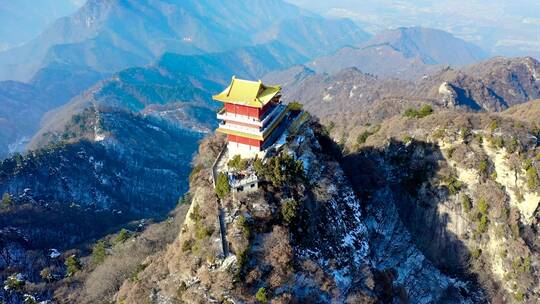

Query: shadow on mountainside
[[336, 137, 490, 301]]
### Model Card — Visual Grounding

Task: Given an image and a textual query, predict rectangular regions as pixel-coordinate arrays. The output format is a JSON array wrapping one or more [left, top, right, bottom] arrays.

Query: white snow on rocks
[[438, 82, 454, 96], [323, 93, 333, 101], [49, 249, 61, 259]]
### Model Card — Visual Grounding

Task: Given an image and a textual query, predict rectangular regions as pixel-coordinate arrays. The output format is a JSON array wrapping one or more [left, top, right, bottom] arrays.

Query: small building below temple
[[213, 76, 288, 159]]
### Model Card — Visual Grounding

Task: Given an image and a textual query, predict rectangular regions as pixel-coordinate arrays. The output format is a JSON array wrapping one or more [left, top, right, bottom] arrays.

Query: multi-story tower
[[213, 76, 288, 158]]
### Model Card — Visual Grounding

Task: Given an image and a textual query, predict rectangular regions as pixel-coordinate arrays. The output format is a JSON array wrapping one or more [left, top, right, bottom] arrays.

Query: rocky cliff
[[342, 104, 540, 302], [114, 114, 486, 303]]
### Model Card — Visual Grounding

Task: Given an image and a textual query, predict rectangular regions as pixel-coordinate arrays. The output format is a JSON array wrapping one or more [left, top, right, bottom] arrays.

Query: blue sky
[[287, 0, 540, 57]]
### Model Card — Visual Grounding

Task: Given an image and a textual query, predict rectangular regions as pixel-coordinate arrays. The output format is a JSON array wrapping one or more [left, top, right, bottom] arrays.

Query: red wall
[[227, 134, 261, 148], [225, 103, 260, 118]]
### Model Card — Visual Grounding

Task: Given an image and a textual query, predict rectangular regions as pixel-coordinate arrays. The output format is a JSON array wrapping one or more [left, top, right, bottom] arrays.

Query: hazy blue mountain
[[0, 0, 369, 81], [309, 26, 488, 78], [288, 0, 540, 58], [0, 0, 81, 51], [0, 64, 106, 160], [368, 27, 488, 66], [29, 63, 106, 108], [0, 82, 48, 158], [254, 15, 370, 58]]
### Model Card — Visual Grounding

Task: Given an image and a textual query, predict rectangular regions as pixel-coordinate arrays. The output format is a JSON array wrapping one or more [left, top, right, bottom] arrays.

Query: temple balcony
[[260, 104, 286, 128], [261, 104, 288, 138], [218, 122, 263, 138], [217, 104, 288, 141], [217, 108, 263, 126], [216, 103, 284, 128]]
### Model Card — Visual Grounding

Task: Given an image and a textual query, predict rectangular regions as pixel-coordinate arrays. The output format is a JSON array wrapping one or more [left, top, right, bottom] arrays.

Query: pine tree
[[1, 192, 13, 209], [281, 199, 299, 225], [114, 229, 129, 245], [215, 172, 230, 199], [253, 158, 264, 176], [228, 154, 247, 171], [65, 255, 81, 277], [256, 287, 268, 303], [91, 241, 107, 266]]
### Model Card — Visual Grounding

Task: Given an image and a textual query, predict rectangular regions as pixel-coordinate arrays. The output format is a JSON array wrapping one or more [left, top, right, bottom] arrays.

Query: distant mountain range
[[0, 0, 371, 159], [266, 56, 540, 124], [309, 27, 488, 78], [0, 0, 370, 82]]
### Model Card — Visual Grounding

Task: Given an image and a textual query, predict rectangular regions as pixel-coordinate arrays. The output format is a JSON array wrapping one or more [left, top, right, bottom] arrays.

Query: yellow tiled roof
[[212, 76, 281, 108]]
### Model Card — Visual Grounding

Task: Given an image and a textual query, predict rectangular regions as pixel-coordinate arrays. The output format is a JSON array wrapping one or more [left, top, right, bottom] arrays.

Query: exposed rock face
[[343, 108, 540, 302], [438, 82, 458, 107], [464, 57, 540, 107], [418, 57, 540, 111]]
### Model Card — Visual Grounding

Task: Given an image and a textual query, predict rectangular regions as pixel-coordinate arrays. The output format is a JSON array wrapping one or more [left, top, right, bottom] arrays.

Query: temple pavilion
[[213, 76, 288, 159]]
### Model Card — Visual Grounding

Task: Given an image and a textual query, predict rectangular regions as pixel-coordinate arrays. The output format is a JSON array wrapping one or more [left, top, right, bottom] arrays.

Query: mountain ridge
[[268, 56, 540, 125], [308, 26, 488, 78], [0, 0, 370, 81]]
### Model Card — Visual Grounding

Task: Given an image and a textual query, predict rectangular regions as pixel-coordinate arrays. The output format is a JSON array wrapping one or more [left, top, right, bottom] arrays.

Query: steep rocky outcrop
[[0, 41, 313, 304], [114, 115, 483, 303], [416, 57, 540, 111], [342, 106, 540, 302]]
